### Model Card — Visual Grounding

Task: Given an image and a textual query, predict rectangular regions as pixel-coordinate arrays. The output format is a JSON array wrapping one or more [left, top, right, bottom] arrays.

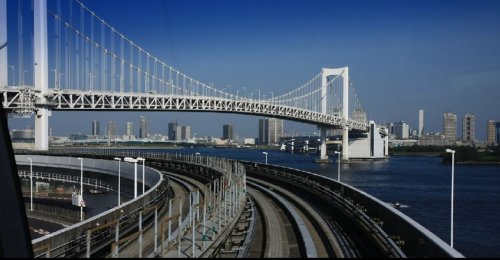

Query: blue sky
[[7, 0, 500, 140]]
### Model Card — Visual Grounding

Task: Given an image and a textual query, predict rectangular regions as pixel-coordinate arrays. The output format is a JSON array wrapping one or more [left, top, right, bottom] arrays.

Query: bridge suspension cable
[[45, 0, 245, 99]]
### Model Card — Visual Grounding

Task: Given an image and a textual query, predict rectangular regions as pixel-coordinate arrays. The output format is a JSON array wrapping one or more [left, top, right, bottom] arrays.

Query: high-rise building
[[258, 118, 283, 145], [181, 126, 191, 140], [92, 120, 100, 136], [393, 121, 409, 139], [496, 122, 500, 145], [443, 112, 457, 144], [126, 122, 134, 138], [487, 120, 496, 146], [139, 116, 148, 139], [223, 124, 234, 140], [168, 122, 178, 141], [418, 109, 424, 137], [107, 121, 116, 137], [385, 122, 394, 135], [175, 125, 182, 141], [258, 119, 265, 145], [462, 114, 475, 144]]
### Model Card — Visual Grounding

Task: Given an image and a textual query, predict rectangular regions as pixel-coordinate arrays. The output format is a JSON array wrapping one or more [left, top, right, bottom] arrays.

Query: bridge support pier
[[342, 126, 349, 161], [384, 130, 389, 156], [316, 127, 330, 163], [34, 108, 50, 150]]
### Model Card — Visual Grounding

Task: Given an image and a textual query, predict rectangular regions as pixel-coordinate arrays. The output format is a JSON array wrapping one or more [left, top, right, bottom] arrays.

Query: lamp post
[[262, 152, 268, 164], [334, 151, 341, 182], [28, 157, 33, 211], [124, 157, 138, 198], [446, 148, 455, 248], [137, 157, 145, 195], [195, 152, 201, 164], [78, 157, 84, 221], [114, 157, 122, 205]]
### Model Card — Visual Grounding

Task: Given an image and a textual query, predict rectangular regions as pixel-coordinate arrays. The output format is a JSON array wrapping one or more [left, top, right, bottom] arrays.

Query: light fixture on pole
[[137, 157, 145, 195], [262, 152, 268, 164], [28, 157, 33, 211], [114, 157, 122, 205], [124, 157, 138, 198], [446, 148, 455, 248], [334, 151, 341, 182], [78, 157, 84, 221]]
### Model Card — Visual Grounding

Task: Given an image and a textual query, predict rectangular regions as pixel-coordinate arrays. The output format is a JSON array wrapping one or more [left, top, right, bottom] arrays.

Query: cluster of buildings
[[86, 117, 193, 142], [42, 116, 285, 147], [387, 109, 499, 147], [14, 108, 497, 148], [81, 116, 287, 146]]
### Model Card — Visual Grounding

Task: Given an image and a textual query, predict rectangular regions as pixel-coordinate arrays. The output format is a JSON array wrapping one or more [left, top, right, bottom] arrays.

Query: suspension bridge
[[0, 0, 388, 161]]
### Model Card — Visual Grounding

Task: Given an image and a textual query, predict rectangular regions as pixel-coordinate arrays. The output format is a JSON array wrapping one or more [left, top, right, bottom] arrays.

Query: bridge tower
[[320, 67, 349, 162], [34, 0, 50, 150]]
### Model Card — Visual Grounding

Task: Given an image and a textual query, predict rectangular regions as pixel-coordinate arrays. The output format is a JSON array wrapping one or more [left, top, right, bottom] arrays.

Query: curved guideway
[[248, 176, 350, 258], [247, 186, 293, 257]]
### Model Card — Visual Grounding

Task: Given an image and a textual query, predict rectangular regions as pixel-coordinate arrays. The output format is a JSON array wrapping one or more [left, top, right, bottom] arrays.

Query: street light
[[28, 157, 33, 211], [195, 152, 201, 163], [114, 157, 122, 205], [137, 157, 145, 195], [262, 152, 268, 164], [334, 151, 341, 182], [446, 148, 455, 248], [78, 157, 84, 221], [124, 157, 138, 198]]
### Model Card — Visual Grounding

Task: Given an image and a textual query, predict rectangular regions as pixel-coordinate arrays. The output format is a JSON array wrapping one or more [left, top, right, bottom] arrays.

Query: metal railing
[[16, 149, 247, 258]]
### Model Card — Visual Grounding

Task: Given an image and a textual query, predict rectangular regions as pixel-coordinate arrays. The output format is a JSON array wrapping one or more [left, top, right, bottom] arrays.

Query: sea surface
[[92, 147, 500, 257]]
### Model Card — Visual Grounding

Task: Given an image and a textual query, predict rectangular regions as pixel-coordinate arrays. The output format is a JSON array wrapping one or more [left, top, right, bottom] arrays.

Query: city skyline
[[6, 0, 500, 140]]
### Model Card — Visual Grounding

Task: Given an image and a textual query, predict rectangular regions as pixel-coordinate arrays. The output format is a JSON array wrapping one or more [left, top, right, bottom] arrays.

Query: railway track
[[117, 164, 383, 258]]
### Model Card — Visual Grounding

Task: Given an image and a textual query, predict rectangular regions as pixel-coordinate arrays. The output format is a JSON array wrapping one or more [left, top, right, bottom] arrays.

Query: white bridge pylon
[[320, 67, 349, 161]]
